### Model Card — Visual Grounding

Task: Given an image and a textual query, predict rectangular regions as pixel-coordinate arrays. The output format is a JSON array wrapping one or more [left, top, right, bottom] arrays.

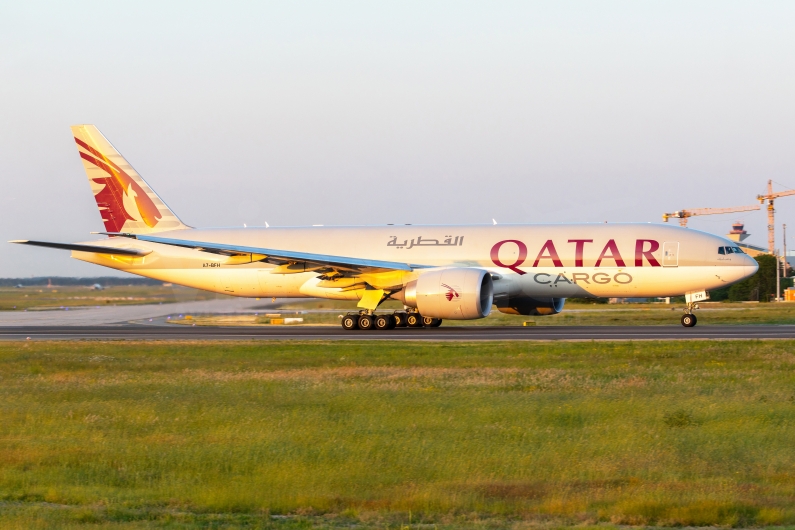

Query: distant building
[[727, 222, 768, 257], [727, 221, 750, 242]]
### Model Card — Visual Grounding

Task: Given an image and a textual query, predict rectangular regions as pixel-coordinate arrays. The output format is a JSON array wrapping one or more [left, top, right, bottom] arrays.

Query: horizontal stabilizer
[[103, 233, 425, 272], [9, 240, 151, 256]]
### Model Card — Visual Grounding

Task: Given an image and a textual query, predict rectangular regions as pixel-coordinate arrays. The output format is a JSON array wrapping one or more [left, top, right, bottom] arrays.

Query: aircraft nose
[[743, 254, 759, 278]]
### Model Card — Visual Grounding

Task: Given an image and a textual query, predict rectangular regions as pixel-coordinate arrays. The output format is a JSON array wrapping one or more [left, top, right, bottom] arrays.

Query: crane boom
[[662, 204, 760, 227]]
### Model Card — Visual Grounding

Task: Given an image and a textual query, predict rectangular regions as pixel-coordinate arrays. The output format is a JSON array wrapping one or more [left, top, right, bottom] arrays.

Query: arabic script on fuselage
[[387, 235, 464, 249]]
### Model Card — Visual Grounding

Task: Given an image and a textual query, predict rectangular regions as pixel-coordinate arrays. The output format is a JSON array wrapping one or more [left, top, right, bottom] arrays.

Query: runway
[[0, 297, 269, 326], [3, 324, 795, 341]]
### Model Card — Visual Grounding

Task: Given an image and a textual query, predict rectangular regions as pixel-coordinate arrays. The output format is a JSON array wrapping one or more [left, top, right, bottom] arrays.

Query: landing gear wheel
[[375, 314, 396, 330], [406, 313, 424, 328], [358, 314, 375, 330], [423, 316, 442, 328], [341, 314, 359, 330], [681, 314, 697, 327], [393, 312, 408, 327]]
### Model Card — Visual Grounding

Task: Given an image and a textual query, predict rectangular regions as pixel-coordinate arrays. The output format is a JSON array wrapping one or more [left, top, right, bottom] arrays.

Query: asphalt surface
[[0, 298, 268, 326], [3, 324, 795, 341]]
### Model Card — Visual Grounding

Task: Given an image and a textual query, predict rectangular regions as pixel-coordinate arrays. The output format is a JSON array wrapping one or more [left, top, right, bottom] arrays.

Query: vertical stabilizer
[[71, 125, 188, 234]]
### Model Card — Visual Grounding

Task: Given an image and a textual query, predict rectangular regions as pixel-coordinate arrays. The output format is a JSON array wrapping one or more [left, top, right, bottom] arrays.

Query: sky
[[2, 1, 795, 277]]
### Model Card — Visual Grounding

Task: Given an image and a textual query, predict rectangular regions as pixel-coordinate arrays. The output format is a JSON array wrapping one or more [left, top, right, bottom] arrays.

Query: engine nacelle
[[496, 296, 565, 316], [399, 268, 493, 319]]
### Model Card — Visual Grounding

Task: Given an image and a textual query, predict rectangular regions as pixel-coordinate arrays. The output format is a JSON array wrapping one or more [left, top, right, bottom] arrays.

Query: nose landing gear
[[681, 302, 699, 327], [681, 313, 697, 327]]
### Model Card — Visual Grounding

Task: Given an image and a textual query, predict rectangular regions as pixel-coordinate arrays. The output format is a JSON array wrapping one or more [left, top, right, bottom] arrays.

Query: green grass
[[2, 340, 795, 528]]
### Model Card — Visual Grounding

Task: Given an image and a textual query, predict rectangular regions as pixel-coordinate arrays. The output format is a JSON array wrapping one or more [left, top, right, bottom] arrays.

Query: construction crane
[[757, 180, 795, 254], [662, 204, 760, 227]]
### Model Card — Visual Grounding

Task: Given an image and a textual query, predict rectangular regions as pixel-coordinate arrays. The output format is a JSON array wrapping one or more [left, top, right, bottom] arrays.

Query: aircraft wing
[[9, 240, 151, 256], [103, 233, 425, 273]]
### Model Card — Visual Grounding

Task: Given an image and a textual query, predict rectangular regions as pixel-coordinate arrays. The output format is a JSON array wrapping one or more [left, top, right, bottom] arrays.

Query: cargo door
[[662, 242, 679, 267]]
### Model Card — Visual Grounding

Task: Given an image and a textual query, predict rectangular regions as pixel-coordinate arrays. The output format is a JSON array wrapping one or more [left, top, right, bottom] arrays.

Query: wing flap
[[9, 240, 151, 256]]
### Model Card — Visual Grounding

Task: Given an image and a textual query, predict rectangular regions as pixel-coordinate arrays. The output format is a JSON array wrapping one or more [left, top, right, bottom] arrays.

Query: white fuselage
[[71, 223, 758, 305]]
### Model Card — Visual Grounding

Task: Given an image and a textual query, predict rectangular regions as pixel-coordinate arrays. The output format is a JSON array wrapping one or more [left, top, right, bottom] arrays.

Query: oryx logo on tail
[[75, 138, 161, 232], [71, 125, 188, 235]]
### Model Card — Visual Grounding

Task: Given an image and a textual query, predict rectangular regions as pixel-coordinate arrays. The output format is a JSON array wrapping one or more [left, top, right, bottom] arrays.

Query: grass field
[[172, 299, 795, 327], [2, 340, 795, 528], [0, 285, 225, 312]]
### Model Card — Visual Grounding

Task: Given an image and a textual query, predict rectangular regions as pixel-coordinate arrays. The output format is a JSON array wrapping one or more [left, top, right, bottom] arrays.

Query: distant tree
[[726, 255, 791, 302], [709, 285, 730, 301], [567, 297, 609, 304]]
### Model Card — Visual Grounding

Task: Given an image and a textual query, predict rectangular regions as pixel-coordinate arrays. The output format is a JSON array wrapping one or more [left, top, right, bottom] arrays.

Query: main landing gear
[[681, 303, 698, 328], [341, 311, 442, 331]]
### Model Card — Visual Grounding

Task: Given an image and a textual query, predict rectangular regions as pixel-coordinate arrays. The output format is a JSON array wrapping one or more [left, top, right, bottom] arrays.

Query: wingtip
[[8, 240, 28, 244]]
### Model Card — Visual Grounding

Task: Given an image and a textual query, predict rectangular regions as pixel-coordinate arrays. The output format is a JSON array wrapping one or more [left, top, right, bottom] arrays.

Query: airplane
[[11, 125, 758, 330]]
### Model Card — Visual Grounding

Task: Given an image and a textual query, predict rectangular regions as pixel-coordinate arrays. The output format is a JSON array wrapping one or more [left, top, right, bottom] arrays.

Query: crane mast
[[757, 180, 795, 254]]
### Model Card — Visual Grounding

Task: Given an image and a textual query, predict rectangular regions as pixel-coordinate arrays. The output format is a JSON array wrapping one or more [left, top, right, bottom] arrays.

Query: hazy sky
[[2, 1, 795, 277]]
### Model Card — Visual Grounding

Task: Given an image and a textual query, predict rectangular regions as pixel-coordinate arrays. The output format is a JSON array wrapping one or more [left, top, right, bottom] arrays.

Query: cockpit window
[[719, 246, 745, 255]]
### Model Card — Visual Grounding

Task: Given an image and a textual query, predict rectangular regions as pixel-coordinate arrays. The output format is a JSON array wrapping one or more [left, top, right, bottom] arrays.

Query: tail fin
[[71, 125, 189, 234]]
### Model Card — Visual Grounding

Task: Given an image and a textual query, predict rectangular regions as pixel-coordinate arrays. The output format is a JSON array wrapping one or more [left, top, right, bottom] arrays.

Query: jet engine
[[396, 268, 493, 319], [496, 296, 565, 316]]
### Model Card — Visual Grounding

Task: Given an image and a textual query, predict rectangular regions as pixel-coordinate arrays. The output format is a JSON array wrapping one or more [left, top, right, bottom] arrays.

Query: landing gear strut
[[681, 303, 698, 327]]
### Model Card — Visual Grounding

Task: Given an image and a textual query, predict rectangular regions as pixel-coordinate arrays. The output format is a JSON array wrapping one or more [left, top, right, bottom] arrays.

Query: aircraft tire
[[374, 314, 395, 330], [341, 314, 359, 330], [423, 316, 442, 327], [406, 313, 424, 327], [358, 314, 375, 330], [681, 314, 697, 327], [393, 312, 409, 327]]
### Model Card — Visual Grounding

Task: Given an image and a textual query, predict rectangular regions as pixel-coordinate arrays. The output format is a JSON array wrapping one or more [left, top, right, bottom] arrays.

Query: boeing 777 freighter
[[11, 125, 758, 329]]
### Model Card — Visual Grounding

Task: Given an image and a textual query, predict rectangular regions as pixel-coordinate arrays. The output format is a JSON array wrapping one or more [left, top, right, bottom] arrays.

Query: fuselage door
[[662, 241, 679, 267]]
